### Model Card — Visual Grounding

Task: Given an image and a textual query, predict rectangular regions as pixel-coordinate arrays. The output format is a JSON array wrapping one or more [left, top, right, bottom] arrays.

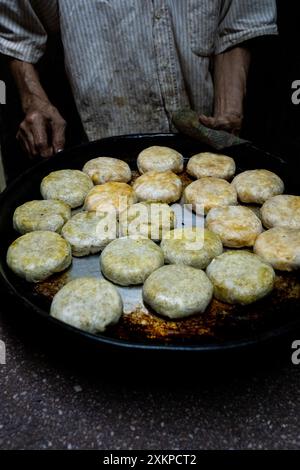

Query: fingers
[[17, 122, 38, 158], [30, 115, 53, 158], [199, 114, 242, 135], [199, 114, 217, 128], [51, 116, 66, 154], [18, 112, 53, 158]]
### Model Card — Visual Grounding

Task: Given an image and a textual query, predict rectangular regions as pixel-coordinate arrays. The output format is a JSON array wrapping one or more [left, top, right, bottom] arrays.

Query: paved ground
[[0, 300, 300, 450]]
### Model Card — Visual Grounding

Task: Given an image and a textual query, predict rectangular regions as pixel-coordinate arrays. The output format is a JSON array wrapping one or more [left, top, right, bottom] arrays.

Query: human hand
[[199, 112, 243, 136], [17, 96, 66, 158]]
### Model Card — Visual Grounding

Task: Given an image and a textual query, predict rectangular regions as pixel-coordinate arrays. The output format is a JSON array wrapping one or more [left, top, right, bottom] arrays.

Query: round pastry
[[261, 195, 300, 230], [82, 157, 131, 184], [100, 237, 164, 286], [206, 251, 275, 305], [187, 152, 236, 180], [6, 231, 72, 282], [160, 227, 223, 269], [133, 171, 182, 204], [254, 227, 300, 271], [183, 177, 237, 215], [40, 169, 93, 208], [231, 169, 284, 204], [50, 277, 123, 333], [84, 182, 137, 214], [13, 199, 71, 234], [142, 264, 213, 319], [206, 205, 263, 248], [61, 211, 117, 256], [119, 202, 176, 241], [137, 146, 183, 174]]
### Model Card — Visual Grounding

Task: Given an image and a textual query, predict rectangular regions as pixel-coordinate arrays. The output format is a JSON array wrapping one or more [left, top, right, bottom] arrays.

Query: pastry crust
[[142, 265, 213, 319], [184, 177, 237, 215], [82, 157, 131, 184], [254, 227, 300, 271], [119, 202, 176, 241], [231, 169, 284, 205], [261, 195, 300, 230], [84, 182, 137, 214], [50, 277, 123, 333], [41, 170, 93, 208], [187, 152, 236, 180], [61, 211, 117, 256], [206, 205, 263, 248], [137, 146, 183, 174], [133, 170, 182, 204], [6, 231, 72, 282], [13, 199, 71, 234], [100, 237, 164, 286], [206, 251, 275, 305], [160, 227, 223, 269]]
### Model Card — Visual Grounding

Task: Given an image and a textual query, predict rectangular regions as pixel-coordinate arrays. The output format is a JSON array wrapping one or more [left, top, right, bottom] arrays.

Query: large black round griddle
[[0, 133, 300, 353]]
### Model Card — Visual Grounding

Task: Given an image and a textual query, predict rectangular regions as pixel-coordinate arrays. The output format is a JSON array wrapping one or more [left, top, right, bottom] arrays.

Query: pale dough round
[[142, 265, 213, 319], [261, 195, 300, 230], [231, 169, 284, 204], [82, 157, 131, 184], [61, 211, 117, 257], [7, 231, 72, 282], [119, 202, 176, 241], [84, 182, 137, 214], [206, 205, 263, 248], [13, 200, 71, 234], [206, 251, 275, 305], [187, 152, 236, 180], [160, 227, 223, 269], [254, 227, 300, 271], [183, 177, 237, 214], [137, 146, 184, 174], [41, 170, 93, 208], [133, 171, 182, 204], [100, 237, 164, 286], [50, 277, 123, 333]]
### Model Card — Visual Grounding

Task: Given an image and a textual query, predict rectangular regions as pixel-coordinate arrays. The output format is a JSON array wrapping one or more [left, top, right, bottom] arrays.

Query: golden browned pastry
[[187, 152, 236, 180], [261, 195, 300, 229], [206, 205, 263, 248], [183, 177, 237, 214], [84, 182, 137, 214], [82, 157, 131, 184], [132, 171, 182, 203], [254, 227, 300, 271], [137, 146, 183, 174], [231, 169, 284, 204]]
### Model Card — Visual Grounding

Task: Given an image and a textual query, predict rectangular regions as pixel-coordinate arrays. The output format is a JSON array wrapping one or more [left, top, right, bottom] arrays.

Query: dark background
[[0, 0, 299, 184]]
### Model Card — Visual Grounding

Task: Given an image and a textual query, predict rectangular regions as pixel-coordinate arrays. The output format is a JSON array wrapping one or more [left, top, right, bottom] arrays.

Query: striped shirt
[[0, 0, 278, 141]]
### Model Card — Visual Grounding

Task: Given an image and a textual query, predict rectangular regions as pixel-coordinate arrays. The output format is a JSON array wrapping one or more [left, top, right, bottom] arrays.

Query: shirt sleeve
[[0, 0, 58, 63], [215, 0, 278, 54]]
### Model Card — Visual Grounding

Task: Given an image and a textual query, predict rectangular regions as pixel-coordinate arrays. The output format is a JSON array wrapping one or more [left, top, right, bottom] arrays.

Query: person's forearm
[[9, 59, 51, 112], [214, 46, 251, 124], [8, 58, 66, 157]]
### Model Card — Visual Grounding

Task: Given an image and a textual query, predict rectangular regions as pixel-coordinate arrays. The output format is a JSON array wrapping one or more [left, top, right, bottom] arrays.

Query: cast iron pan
[[0, 133, 300, 353]]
